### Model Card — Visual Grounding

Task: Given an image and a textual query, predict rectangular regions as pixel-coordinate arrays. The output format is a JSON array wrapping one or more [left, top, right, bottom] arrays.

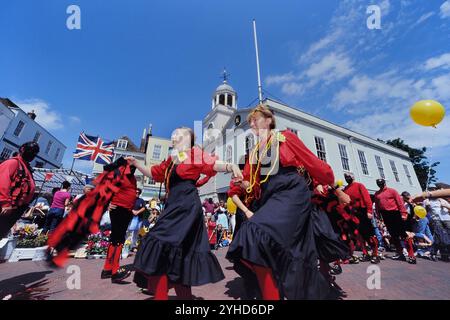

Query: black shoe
[[391, 254, 406, 261], [330, 264, 343, 275], [101, 270, 112, 279], [430, 254, 438, 262], [370, 256, 381, 264], [359, 254, 371, 262], [407, 257, 417, 264], [349, 256, 360, 264], [111, 268, 131, 283]]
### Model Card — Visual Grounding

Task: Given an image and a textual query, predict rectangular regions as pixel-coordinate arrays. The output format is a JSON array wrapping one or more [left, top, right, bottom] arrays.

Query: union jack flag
[[74, 133, 114, 165]]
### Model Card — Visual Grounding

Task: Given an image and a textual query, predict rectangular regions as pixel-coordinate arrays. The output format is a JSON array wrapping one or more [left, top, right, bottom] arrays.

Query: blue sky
[[1, 0, 450, 183]]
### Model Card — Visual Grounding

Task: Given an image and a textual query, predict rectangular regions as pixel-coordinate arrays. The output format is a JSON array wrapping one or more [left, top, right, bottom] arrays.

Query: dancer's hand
[[230, 164, 243, 180], [108, 203, 117, 211], [0, 207, 14, 215], [244, 209, 254, 219], [125, 156, 137, 166], [241, 181, 250, 189], [367, 213, 373, 219]]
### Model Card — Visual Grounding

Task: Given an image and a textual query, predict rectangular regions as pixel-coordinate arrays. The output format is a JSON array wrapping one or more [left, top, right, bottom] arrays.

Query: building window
[[33, 131, 41, 143], [403, 164, 413, 185], [390, 160, 400, 182], [14, 120, 25, 137], [116, 139, 128, 150], [227, 95, 233, 107], [35, 161, 44, 168], [45, 141, 53, 155], [338, 144, 350, 171], [152, 145, 162, 159], [314, 137, 327, 162], [0, 147, 13, 160], [287, 128, 298, 136], [358, 150, 369, 175], [375, 155, 385, 179], [55, 148, 61, 160], [226, 145, 233, 163], [219, 94, 225, 105]]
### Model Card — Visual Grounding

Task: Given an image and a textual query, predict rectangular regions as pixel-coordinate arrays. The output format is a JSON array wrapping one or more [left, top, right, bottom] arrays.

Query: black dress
[[226, 166, 342, 299], [133, 166, 224, 286]]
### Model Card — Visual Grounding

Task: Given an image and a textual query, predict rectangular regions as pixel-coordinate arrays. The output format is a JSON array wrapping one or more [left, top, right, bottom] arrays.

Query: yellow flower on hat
[[177, 151, 188, 162], [276, 132, 286, 142]]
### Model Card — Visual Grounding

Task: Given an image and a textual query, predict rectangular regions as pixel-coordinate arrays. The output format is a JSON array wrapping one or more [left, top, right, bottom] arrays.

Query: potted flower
[[8, 223, 48, 262], [86, 230, 110, 259]]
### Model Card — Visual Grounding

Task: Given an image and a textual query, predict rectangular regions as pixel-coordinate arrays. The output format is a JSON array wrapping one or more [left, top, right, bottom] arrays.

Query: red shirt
[[207, 221, 216, 245], [227, 179, 244, 198], [151, 146, 217, 183], [110, 166, 137, 210], [242, 130, 334, 198], [0, 156, 35, 207], [343, 182, 373, 213], [374, 187, 406, 215]]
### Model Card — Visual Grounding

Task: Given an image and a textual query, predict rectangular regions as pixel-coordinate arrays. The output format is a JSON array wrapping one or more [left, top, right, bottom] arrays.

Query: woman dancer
[[226, 105, 343, 300], [127, 127, 242, 300]]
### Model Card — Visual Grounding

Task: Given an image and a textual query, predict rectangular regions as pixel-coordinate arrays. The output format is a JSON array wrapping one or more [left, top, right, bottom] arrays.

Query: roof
[[32, 168, 90, 195]]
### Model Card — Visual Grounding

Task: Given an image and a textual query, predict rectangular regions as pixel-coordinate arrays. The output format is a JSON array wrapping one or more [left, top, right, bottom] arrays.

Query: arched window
[[226, 145, 233, 163], [219, 94, 225, 105], [227, 95, 233, 107]]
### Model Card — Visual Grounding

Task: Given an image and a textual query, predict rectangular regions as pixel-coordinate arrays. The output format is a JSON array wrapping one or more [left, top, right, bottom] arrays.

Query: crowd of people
[[0, 105, 449, 300]]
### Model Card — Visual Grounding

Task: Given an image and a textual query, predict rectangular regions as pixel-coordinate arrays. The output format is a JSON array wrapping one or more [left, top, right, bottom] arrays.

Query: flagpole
[[253, 19, 263, 103]]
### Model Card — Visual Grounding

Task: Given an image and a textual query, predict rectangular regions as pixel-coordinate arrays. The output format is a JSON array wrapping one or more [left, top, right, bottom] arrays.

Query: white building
[[199, 79, 422, 200], [0, 98, 66, 169]]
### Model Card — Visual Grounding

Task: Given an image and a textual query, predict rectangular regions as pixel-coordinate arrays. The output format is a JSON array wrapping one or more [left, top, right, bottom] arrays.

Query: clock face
[[235, 115, 241, 126]]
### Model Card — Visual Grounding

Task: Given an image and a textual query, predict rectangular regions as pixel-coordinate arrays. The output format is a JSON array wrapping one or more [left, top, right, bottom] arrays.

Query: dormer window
[[117, 139, 128, 150]]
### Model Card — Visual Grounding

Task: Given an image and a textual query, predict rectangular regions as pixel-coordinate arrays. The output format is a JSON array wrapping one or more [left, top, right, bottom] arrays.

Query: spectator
[[128, 188, 147, 250], [423, 187, 450, 262], [215, 200, 229, 231], [144, 205, 160, 229], [74, 184, 94, 202], [0, 141, 39, 238], [43, 181, 71, 234], [203, 198, 215, 216], [412, 209, 434, 260], [215, 224, 224, 250], [374, 178, 416, 264], [206, 214, 217, 250]]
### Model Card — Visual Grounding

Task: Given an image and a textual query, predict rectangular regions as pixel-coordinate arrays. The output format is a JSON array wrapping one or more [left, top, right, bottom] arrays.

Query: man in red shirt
[[343, 173, 380, 264], [0, 142, 39, 238], [100, 163, 137, 282], [374, 178, 416, 264]]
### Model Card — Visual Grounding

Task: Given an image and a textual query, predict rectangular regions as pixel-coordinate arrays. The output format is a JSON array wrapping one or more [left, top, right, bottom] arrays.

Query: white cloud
[[299, 29, 343, 63], [440, 0, 450, 18], [345, 111, 450, 150], [424, 52, 450, 70], [16, 99, 63, 130], [281, 82, 304, 96], [265, 73, 296, 86], [305, 52, 354, 86], [415, 12, 435, 25], [380, 0, 391, 15], [69, 116, 81, 124]]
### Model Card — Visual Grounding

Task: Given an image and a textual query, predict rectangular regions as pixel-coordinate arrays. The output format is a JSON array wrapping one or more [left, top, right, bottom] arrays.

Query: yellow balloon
[[410, 100, 445, 127], [227, 197, 237, 214], [336, 179, 344, 188], [414, 206, 427, 219]]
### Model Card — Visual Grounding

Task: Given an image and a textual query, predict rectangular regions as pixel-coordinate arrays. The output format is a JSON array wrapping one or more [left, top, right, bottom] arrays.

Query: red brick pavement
[[0, 249, 449, 300]]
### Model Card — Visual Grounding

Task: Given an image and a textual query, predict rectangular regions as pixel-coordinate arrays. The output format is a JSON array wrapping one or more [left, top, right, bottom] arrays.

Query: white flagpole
[[253, 19, 263, 104]]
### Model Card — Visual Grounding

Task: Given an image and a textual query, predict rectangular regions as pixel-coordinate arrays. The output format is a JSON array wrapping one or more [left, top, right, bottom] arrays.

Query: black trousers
[[0, 206, 27, 238], [381, 210, 406, 239], [356, 208, 375, 241], [109, 206, 133, 245]]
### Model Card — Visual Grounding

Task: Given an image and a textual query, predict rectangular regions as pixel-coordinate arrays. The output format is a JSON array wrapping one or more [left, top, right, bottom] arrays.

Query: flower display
[[86, 231, 111, 256]]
